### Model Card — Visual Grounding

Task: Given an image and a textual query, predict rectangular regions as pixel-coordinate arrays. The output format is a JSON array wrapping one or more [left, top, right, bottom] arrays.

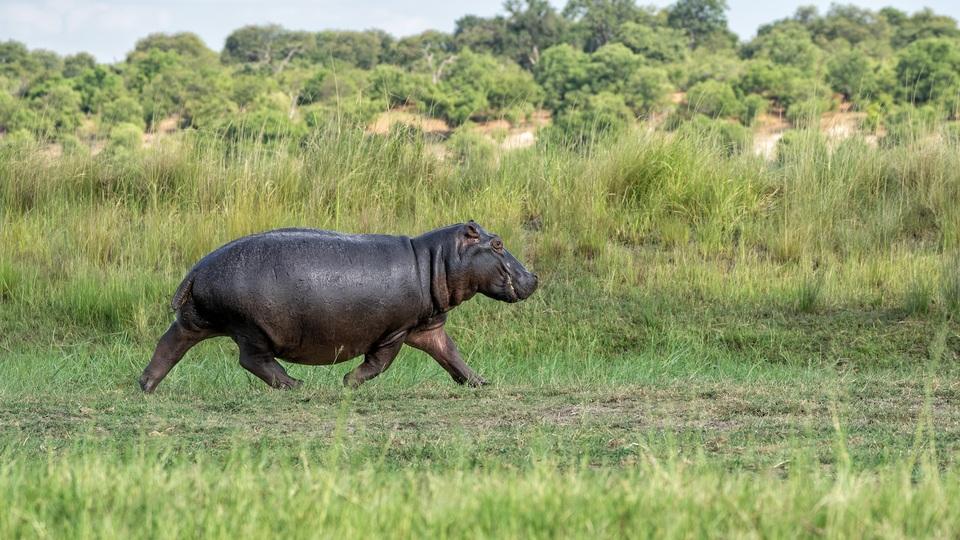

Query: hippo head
[[454, 221, 538, 304]]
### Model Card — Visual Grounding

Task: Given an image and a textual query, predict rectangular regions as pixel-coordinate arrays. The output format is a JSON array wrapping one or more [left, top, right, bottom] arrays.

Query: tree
[[562, 0, 651, 52], [624, 66, 671, 114], [313, 30, 391, 69], [222, 25, 315, 73], [745, 22, 820, 72], [883, 7, 960, 48], [454, 15, 510, 56], [616, 21, 688, 64], [686, 79, 742, 117], [503, 0, 566, 67], [132, 33, 217, 62], [666, 0, 731, 49], [550, 91, 633, 144], [895, 37, 960, 104], [385, 31, 455, 68], [534, 44, 589, 112], [587, 43, 641, 94], [826, 48, 877, 101], [62, 53, 96, 78]]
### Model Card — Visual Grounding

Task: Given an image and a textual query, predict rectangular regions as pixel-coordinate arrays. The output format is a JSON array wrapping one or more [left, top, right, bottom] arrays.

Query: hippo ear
[[464, 222, 480, 239]]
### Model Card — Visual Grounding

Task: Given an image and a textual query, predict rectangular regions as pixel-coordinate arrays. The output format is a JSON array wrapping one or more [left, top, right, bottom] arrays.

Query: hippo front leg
[[405, 326, 487, 387]]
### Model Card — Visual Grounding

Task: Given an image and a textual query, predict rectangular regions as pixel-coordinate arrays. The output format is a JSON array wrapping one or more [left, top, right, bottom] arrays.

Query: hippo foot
[[465, 376, 488, 387], [276, 378, 303, 390], [139, 375, 157, 394]]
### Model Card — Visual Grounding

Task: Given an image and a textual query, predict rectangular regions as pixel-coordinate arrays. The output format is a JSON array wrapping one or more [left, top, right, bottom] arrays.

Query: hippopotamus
[[139, 221, 538, 392]]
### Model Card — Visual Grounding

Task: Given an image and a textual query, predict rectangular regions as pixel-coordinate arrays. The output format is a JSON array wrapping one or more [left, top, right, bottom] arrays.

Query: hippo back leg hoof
[[277, 377, 303, 390], [466, 375, 488, 387]]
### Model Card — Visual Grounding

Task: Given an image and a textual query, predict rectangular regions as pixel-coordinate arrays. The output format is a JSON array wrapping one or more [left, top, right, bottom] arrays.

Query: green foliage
[[25, 78, 83, 135], [746, 22, 821, 72], [625, 66, 671, 114], [447, 127, 497, 166], [666, 0, 732, 49], [313, 30, 390, 69], [62, 53, 96, 78], [895, 37, 960, 104], [106, 122, 143, 153], [786, 99, 829, 129], [101, 96, 145, 130], [132, 32, 217, 62], [678, 115, 752, 155], [686, 80, 742, 118], [739, 94, 768, 126], [826, 48, 877, 102], [548, 91, 632, 145], [615, 21, 688, 63], [222, 25, 314, 70], [535, 44, 589, 112], [2, 5, 960, 144]]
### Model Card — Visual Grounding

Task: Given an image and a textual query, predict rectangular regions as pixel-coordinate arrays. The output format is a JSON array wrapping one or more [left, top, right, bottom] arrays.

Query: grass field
[[2, 125, 960, 537]]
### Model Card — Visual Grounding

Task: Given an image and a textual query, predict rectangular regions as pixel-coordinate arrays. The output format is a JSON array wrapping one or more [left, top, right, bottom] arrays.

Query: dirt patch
[[367, 107, 451, 135]]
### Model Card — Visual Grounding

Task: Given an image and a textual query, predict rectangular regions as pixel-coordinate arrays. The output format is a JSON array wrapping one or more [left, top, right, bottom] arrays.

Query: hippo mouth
[[505, 274, 519, 302]]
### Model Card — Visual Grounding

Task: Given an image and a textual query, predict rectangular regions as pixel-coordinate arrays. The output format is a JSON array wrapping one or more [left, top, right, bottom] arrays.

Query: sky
[[2, 0, 959, 62]]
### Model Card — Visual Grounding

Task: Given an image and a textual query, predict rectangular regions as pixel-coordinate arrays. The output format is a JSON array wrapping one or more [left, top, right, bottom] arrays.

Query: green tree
[[616, 21, 688, 64], [624, 66, 671, 114], [666, 0, 731, 49], [503, 0, 566, 67], [101, 96, 145, 130], [587, 43, 641, 94], [222, 25, 315, 73], [895, 37, 960, 104], [826, 48, 877, 101], [686, 79, 742, 117], [313, 30, 391, 69], [745, 22, 820, 72], [62, 53, 96, 78], [550, 91, 633, 144], [534, 44, 589, 112], [562, 0, 652, 52], [385, 31, 455, 68], [132, 33, 217, 63]]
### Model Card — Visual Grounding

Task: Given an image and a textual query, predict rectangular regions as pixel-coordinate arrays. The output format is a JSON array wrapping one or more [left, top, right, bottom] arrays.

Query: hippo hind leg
[[139, 320, 212, 393], [236, 339, 303, 390]]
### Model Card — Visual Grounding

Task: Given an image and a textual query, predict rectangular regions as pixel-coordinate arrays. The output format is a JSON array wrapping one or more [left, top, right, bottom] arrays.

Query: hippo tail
[[170, 273, 195, 312]]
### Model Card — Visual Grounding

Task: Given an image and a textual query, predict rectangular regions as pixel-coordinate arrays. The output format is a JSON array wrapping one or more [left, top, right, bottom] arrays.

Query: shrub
[[101, 96, 145, 130], [739, 94, 768, 126], [686, 80, 743, 118], [549, 91, 633, 146], [786, 99, 829, 129], [447, 128, 496, 166], [679, 115, 752, 155], [106, 122, 143, 153]]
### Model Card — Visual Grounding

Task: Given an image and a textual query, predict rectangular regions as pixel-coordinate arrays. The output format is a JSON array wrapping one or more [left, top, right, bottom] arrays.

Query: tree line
[[1, 0, 959, 149]]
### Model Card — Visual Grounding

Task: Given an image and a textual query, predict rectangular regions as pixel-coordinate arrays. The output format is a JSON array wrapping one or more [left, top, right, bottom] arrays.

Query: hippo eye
[[491, 238, 504, 252]]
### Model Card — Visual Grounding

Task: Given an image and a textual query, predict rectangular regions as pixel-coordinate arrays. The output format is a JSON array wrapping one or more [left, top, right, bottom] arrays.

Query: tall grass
[[0, 442, 955, 539], [1, 122, 957, 355]]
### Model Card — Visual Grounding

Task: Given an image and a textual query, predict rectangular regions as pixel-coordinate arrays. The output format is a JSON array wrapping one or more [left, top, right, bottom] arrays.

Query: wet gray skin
[[139, 221, 538, 392]]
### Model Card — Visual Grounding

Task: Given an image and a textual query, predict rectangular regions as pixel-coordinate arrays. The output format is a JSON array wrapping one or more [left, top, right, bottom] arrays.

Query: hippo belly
[[186, 228, 429, 362]]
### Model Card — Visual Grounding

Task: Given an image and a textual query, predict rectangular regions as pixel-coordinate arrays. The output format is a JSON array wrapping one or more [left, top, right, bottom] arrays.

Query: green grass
[[2, 125, 960, 537]]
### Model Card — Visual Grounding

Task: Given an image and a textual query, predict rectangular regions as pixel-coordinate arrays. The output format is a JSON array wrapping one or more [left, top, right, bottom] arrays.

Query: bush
[[101, 96, 145, 130], [446, 128, 496, 166], [679, 115, 753, 155], [625, 66, 671, 115], [686, 80, 743, 118], [786, 99, 829, 129], [106, 122, 143, 153], [739, 94, 768, 126], [548, 91, 633, 146]]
